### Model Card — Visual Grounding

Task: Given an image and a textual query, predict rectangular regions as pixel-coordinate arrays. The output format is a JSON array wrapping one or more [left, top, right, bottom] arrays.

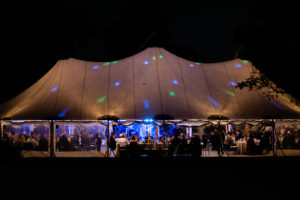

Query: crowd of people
[[108, 131, 203, 157], [56, 128, 103, 151], [2, 131, 49, 151]]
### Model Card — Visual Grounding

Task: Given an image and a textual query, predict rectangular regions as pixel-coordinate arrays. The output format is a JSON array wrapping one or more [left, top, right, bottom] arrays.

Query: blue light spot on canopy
[[189, 64, 194, 67], [208, 96, 219, 106], [172, 80, 178, 84], [143, 99, 150, 109], [51, 87, 58, 92], [114, 82, 120, 86], [235, 64, 242, 68], [92, 65, 99, 69], [230, 81, 237, 86], [144, 61, 149, 65], [58, 107, 69, 118]]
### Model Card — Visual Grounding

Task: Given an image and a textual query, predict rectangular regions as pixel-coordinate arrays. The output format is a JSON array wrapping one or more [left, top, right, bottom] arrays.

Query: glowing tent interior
[[1, 47, 300, 158]]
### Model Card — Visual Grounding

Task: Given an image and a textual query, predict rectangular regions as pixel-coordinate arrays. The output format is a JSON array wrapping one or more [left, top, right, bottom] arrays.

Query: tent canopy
[[1, 47, 300, 120]]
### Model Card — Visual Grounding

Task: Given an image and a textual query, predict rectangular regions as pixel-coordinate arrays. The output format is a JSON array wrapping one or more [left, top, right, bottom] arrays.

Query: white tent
[[1, 47, 300, 120]]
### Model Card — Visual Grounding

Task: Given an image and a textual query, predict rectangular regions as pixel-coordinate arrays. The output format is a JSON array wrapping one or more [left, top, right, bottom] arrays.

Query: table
[[236, 141, 247, 154]]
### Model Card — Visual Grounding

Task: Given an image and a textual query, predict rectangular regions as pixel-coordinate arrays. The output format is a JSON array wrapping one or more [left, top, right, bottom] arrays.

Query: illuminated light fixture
[[195, 62, 201, 65], [112, 61, 118, 64], [225, 90, 235, 96], [97, 96, 106, 103], [144, 118, 154, 122], [235, 64, 242, 68], [143, 99, 150, 109], [159, 55, 163, 59], [152, 56, 156, 60], [103, 62, 110, 66], [172, 80, 178, 84], [208, 96, 219, 106], [189, 64, 194, 67], [169, 91, 175, 96], [51, 87, 58, 92], [270, 99, 286, 110], [114, 82, 120, 86], [58, 107, 69, 118], [92, 65, 99, 69], [242, 60, 248, 64], [144, 61, 149, 65], [230, 81, 237, 86]]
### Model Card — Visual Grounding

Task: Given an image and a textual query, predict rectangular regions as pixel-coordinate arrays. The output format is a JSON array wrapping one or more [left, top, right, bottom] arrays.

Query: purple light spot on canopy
[[172, 80, 178, 84], [189, 64, 194, 67], [235, 64, 242, 68], [208, 96, 219, 106], [115, 82, 120, 86], [58, 107, 69, 118], [270, 99, 286, 110], [51, 87, 58, 92], [230, 81, 237, 86], [93, 65, 99, 69], [143, 99, 150, 109], [144, 61, 149, 65]]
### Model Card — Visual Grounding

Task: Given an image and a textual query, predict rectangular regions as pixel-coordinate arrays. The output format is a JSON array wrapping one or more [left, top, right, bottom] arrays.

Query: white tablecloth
[[236, 141, 247, 154]]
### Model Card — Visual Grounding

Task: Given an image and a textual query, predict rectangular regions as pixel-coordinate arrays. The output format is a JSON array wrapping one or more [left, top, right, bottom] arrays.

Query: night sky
[[0, 0, 299, 104]]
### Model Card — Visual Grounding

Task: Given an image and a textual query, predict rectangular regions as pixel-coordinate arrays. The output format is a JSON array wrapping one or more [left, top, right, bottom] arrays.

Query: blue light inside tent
[[58, 107, 69, 118], [143, 99, 150, 109], [189, 64, 194, 67], [144, 61, 149, 65], [51, 87, 58, 92], [114, 82, 120, 86], [93, 65, 99, 69], [235, 64, 242, 68], [270, 99, 287, 110], [172, 80, 178, 84], [144, 118, 154, 123], [230, 81, 237, 86], [208, 96, 219, 106]]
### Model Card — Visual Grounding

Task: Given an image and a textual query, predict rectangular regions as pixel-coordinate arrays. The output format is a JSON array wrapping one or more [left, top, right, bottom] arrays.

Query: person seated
[[144, 132, 154, 143], [39, 134, 49, 151], [190, 135, 202, 157], [25, 135, 39, 150], [134, 134, 140, 142], [116, 133, 129, 148], [158, 136, 164, 143], [235, 130, 244, 141]]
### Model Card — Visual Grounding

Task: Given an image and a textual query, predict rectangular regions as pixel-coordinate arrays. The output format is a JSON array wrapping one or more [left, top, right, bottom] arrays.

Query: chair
[[202, 142, 211, 157]]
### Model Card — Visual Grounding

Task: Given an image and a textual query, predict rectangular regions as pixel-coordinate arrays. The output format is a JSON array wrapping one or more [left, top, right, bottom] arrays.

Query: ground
[[1, 156, 299, 199]]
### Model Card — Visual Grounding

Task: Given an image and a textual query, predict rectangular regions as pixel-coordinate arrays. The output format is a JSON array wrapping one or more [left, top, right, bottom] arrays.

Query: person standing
[[96, 129, 102, 152]]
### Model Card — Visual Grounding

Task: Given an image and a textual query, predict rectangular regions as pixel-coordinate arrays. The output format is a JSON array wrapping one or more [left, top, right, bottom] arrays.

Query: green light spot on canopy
[[97, 96, 106, 103], [242, 60, 248, 64], [103, 62, 110, 66], [112, 61, 118, 64], [159, 55, 163, 59], [195, 62, 201, 65], [169, 91, 175, 96], [225, 90, 235, 96], [152, 56, 156, 60]]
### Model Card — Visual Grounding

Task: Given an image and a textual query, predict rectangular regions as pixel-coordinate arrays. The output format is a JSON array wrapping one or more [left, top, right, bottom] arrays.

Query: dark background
[[0, 0, 299, 104]]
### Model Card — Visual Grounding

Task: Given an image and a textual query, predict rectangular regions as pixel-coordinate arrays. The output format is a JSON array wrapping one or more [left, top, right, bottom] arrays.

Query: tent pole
[[106, 120, 110, 157], [0, 120, 3, 141], [49, 120, 55, 158], [272, 119, 277, 157]]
